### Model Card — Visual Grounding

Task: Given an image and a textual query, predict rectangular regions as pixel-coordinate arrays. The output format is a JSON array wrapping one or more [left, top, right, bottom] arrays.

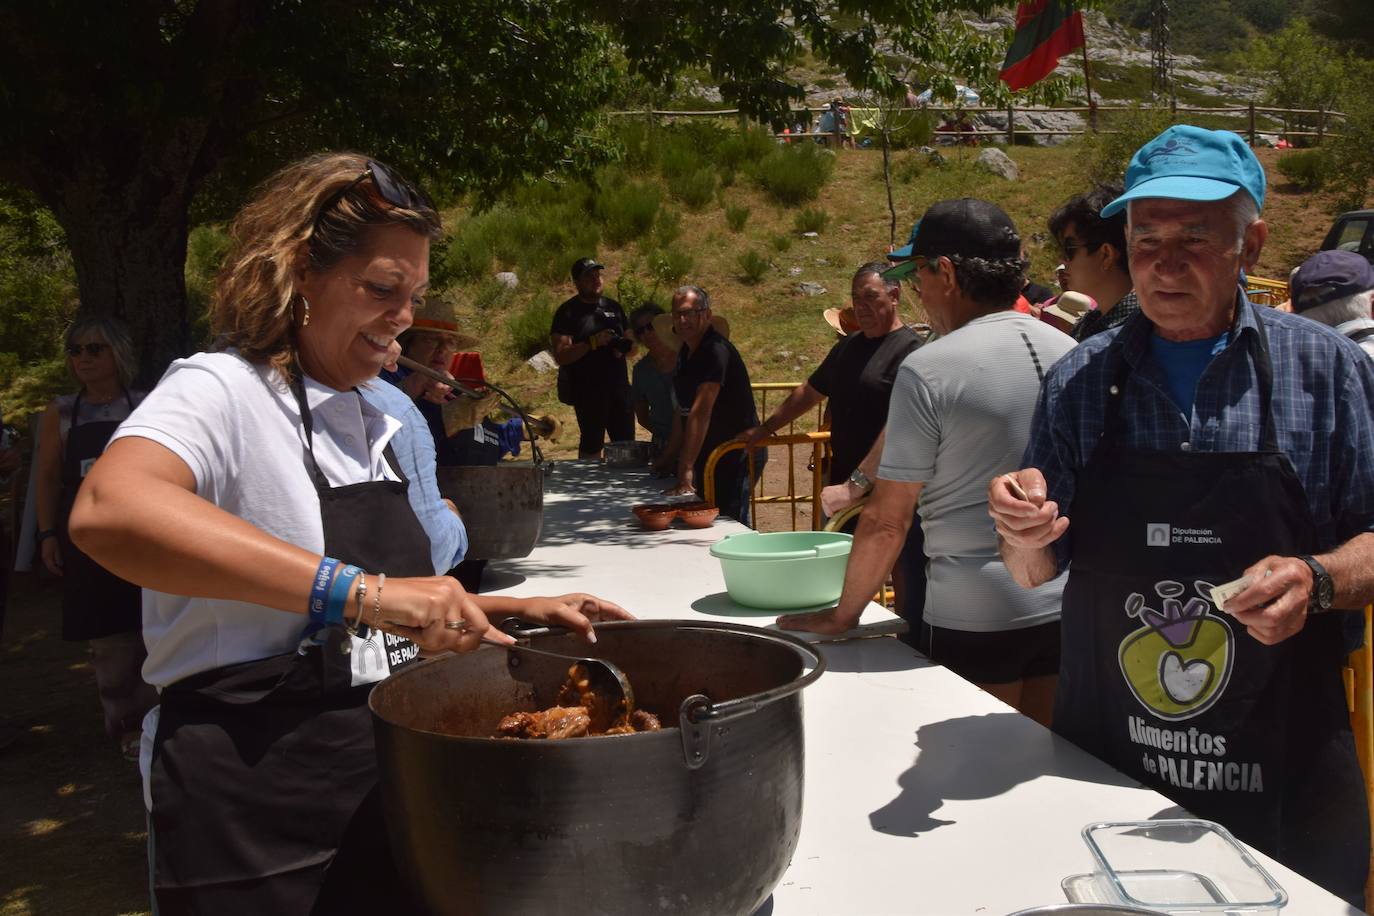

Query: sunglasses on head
[[313, 159, 433, 233], [66, 342, 108, 357]]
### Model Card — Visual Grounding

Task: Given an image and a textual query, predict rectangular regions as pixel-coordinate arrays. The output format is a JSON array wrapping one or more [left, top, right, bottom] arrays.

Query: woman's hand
[[376, 575, 513, 654], [517, 594, 634, 643], [41, 536, 63, 576]]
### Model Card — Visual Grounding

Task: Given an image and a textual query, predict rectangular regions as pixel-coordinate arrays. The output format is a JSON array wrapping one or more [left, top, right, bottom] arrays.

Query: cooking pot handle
[[677, 627, 825, 769]]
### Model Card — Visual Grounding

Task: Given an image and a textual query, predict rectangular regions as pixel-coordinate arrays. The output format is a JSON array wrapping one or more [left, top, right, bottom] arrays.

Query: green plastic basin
[[708, 531, 853, 610]]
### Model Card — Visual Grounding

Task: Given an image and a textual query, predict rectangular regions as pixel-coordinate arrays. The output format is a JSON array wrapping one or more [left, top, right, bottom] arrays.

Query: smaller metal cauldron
[[369, 620, 825, 915], [435, 462, 543, 560], [603, 439, 652, 467]]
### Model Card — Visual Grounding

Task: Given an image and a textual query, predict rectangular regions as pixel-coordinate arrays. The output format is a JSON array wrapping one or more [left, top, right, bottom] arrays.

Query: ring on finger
[[444, 619, 464, 631]]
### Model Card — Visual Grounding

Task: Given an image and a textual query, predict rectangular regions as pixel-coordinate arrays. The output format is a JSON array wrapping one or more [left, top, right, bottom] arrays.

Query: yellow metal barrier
[[1348, 606, 1374, 912], [1246, 275, 1289, 308], [703, 432, 830, 531]]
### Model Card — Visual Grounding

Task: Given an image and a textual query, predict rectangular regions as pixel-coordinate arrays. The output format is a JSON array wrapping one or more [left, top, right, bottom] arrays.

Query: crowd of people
[[5, 123, 1374, 911]]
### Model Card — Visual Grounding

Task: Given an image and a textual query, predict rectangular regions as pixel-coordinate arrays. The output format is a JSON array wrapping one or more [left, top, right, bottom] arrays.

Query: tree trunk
[[882, 130, 897, 248], [37, 149, 199, 388]]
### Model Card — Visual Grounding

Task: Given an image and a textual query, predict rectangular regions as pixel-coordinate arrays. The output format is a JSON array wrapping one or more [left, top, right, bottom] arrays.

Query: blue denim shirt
[[1024, 292, 1374, 574], [358, 378, 467, 574]]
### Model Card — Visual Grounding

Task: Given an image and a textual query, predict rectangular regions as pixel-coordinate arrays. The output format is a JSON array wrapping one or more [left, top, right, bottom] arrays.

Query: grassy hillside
[[0, 132, 1358, 447], [428, 136, 1357, 459]]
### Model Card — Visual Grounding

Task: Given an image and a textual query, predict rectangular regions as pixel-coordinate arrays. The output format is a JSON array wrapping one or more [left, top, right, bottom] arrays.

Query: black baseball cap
[[884, 199, 1021, 280], [571, 257, 605, 280]]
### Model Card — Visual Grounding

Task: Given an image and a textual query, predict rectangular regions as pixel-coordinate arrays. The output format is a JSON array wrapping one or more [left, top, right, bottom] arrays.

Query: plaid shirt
[[1071, 289, 1140, 342], [1025, 292, 1374, 572]]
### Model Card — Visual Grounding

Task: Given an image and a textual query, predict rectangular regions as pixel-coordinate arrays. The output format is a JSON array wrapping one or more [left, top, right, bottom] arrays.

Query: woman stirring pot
[[35, 317, 157, 759], [70, 152, 628, 915]]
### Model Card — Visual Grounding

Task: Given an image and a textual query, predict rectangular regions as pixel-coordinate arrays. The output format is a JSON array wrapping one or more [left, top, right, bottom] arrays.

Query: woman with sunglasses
[[34, 315, 156, 761], [68, 152, 628, 915], [628, 303, 681, 475]]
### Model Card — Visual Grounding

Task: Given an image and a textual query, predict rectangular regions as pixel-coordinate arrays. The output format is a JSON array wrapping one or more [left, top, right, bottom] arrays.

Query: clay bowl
[[633, 503, 679, 531], [676, 501, 720, 529]]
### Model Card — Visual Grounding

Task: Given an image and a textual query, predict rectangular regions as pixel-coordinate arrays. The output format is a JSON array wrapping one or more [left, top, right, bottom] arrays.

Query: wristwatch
[[1297, 554, 1335, 613], [847, 468, 874, 495]]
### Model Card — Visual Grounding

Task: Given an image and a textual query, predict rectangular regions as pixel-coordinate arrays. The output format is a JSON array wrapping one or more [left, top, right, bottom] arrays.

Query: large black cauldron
[[369, 620, 825, 915]]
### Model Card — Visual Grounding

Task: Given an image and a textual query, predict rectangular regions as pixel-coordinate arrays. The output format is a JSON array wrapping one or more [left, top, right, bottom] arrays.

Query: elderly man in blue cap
[[989, 125, 1374, 905]]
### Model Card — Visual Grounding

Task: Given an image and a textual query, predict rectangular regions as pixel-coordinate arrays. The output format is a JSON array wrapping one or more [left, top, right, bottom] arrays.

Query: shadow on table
[[869, 712, 1138, 837], [476, 568, 526, 592]]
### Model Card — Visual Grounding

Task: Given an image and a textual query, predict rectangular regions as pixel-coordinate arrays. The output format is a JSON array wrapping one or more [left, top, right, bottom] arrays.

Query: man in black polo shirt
[[550, 257, 634, 458], [739, 261, 924, 629], [664, 285, 763, 524]]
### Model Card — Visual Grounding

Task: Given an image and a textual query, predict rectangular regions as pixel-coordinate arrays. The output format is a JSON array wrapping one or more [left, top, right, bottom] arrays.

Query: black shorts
[[926, 619, 1060, 685]]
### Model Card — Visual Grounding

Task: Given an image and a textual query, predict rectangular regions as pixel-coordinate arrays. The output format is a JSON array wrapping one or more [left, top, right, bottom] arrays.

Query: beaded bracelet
[[370, 573, 386, 634]]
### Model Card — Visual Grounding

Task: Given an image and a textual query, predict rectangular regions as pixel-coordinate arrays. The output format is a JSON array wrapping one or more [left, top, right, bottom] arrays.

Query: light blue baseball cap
[[1100, 125, 1265, 218]]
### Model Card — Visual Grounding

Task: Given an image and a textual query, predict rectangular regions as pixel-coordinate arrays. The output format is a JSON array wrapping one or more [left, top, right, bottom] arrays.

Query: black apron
[[58, 389, 142, 641], [149, 377, 432, 915], [1053, 312, 1369, 906]]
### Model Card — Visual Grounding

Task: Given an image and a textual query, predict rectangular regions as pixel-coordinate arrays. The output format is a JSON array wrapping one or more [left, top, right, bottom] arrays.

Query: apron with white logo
[[1053, 313, 1367, 905]]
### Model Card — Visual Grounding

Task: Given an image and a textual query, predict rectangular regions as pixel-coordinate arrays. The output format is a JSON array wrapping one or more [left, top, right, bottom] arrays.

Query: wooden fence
[[609, 102, 1347, 147]]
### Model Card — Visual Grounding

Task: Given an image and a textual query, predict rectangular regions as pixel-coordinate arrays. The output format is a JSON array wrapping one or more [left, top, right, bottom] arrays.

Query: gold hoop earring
[[300, 296, 311, 328]]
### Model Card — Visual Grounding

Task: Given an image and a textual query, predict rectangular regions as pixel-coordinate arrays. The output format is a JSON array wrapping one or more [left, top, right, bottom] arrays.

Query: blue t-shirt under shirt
[[1148, 331, 1229, 416]]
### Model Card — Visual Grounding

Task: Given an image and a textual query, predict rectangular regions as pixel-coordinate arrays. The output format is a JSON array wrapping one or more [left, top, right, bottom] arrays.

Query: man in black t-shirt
[[664, 285, 763, 524], [550, 257, 634, 458], [739, 262, 924, 629]]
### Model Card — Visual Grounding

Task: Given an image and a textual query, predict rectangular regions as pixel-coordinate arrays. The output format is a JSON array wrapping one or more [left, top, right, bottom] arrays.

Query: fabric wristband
[[308, 557, 341, 629], [326, 565, 363, 627]]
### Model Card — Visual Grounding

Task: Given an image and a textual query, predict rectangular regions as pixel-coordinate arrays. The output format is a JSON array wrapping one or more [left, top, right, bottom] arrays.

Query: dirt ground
[[1, 573, 151, 916]]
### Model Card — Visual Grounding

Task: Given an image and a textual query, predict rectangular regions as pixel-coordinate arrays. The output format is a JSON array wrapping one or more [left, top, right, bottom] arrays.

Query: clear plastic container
[[1077, 819, 1287, 914]]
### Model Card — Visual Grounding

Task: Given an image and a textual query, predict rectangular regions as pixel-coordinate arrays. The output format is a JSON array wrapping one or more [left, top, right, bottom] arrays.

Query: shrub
[[1277, 150, 1328, 191], [793, 207, 830, 235], [724, 203, 751, 232], [612, 119, 658, 174], [715, 126, 777, 171], [1083, 104, 1175, 187], [769, 232, 793, 253], [667, 166, 717, 210], [480, 182, 601, 282], [506, 293, 559, 358], [599, 180, 661, 246], [737, 250, 771, 284], [438, 222, 494, 282], [659, 143, 706, 182], [616, 272, 660, 310], [652, 208, 683, 249], [648, 245, 695, 287], [753, 143, 835, 205]]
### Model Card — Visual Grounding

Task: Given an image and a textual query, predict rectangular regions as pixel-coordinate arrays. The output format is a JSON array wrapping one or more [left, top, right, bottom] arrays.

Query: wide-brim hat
[[403, 302, 479, 351], [651, 312, 730, 349], [823, 307, 859, 336], [1042, 291, 1096, 324], [1101, 125, 1265, 218]]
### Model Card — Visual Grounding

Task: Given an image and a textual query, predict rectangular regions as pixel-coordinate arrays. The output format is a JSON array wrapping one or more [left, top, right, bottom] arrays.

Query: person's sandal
[[120, 732, 141, 763]]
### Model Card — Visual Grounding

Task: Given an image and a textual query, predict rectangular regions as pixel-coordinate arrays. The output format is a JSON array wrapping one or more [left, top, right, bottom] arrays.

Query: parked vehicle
[[1321, 210, 1374, 264]]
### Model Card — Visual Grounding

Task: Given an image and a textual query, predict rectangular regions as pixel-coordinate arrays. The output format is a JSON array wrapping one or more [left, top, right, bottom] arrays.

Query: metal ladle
[[482, 637, 635, 732]]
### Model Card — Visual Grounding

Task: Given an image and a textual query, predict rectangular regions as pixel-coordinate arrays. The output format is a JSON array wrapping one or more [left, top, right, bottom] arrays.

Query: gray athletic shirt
[[879, 311, 1075, 632]]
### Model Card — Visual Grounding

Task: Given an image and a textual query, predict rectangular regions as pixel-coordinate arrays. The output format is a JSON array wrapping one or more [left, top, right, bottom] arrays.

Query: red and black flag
[[999, 0, 1085, 92]]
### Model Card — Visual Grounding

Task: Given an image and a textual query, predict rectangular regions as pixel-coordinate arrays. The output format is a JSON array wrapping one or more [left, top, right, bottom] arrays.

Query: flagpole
[[1079, 31, 1097, 132]]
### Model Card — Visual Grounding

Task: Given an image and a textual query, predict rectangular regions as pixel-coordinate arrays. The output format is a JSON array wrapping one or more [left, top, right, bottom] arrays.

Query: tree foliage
[[1, 0, 1090, 383]]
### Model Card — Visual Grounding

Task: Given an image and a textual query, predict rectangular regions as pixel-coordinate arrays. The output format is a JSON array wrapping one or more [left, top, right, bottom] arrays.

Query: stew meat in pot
[[494, 663, 662, 739]]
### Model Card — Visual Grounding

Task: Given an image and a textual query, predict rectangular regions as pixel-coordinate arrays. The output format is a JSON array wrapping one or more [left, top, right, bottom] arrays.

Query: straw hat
[[1042, 291, 1095, 325], [822, 306, 859, 337], [650, 312, 731, 349], [403, 301, 480, 351]]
